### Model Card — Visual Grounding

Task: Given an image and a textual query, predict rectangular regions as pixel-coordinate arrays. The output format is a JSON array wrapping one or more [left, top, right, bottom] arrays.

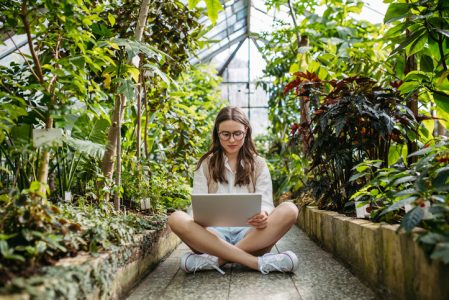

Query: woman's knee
[[278, 201, 299, 223], [167, 210, 190, 232]]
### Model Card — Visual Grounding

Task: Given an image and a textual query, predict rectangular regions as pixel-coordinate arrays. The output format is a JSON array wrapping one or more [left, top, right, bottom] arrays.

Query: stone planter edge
[[297, 205, 449, 300], [0, 223, 181, 300]]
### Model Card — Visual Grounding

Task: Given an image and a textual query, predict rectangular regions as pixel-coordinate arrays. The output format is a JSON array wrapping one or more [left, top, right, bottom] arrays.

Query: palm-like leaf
[[64, 137, 105, 159]]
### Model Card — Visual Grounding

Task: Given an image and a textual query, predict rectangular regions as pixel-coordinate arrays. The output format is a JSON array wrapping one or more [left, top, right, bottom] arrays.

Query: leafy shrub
[[147, 164, 191, 213], [0, 182, 167, 285], [286, 74, 419, 210], [61, 201, 166, 252], [256, 134, 308, 201], [350, 139, 449, 263], [0, 182, 82, 283]]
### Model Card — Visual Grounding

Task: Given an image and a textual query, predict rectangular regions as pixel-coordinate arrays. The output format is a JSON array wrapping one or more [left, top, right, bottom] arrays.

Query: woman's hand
[[248, 211, 269, 229]]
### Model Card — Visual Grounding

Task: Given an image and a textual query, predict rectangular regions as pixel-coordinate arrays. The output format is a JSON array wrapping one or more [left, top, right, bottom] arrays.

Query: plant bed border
[[297, 205, 449, 300], [0, 224, 180, 300]]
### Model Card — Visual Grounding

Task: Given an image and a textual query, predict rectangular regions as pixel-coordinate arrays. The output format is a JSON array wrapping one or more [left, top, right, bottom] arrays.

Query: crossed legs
[[168, 202, 299, 271]]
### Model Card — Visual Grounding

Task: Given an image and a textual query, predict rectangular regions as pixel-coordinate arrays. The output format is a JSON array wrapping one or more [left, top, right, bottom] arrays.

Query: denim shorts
[[208, 226, 252, 245]]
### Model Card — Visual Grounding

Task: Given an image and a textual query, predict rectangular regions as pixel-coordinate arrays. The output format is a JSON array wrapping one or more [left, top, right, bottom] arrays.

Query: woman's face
[[218, 120, 246, 156]]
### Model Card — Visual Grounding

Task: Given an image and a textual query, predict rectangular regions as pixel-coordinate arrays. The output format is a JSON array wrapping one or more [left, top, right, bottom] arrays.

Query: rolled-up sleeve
[[255, 158, 274, 214], [193, 162, 208, 194]]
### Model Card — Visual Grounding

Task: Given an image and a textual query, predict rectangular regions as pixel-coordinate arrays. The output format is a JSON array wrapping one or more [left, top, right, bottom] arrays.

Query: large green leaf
[[111, 39, 164, 61], [434, 91, 449, 128], [72, 115, 109, 144], [384, 3, 412, 24], [380, 196, 417, 216], [188, 0, 201, 9], [384, 21, 412, 38], [390, 28, 426, 57], [430, 243, 449, 264], [434, 91, 449, 114], [10, 124, 32, 147], [204, 0, 223, 25], [432, 167, 449, 190], [401, 206, 424, 232], [420, 55, 434, 72], [143, 62, 171, 85], [117, 78, 135, 101], [388, 144, 402, 166], [408, 147, 433, 157], [64, 137, 105, 159], [398, 81, 421, 94], [435, 28, 449, 39], [407, 34, 427, 56], [404, 71, 432, 82], [393, 175, 416, 185]]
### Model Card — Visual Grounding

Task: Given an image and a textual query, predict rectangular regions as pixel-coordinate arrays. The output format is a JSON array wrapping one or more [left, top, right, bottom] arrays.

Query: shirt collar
[[223, 153, 244, 173]]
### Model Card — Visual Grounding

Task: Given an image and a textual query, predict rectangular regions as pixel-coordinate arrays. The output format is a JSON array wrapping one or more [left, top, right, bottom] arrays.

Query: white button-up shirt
[[193, 155, 275, 214]]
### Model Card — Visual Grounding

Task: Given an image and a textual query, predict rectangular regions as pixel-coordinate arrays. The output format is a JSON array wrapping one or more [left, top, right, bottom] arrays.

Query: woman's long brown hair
[[196, 106, 258, 187]]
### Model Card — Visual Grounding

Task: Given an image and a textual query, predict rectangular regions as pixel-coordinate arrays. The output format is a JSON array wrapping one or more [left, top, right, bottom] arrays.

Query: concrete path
[[126, 225, 377, 300]]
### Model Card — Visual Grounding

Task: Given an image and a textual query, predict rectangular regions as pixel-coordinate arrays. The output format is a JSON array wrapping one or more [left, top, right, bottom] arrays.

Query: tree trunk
[[437, 121, 446, 136], [287, 0, 311, 153], [101, 0, 151, 207], [114, 94, 124, 210], [404, 39, 418, 164], [136, 56, 144, 158], [143, 76, 149, 158], [102, 95, 122, 180], [20, 1, 54, 186]]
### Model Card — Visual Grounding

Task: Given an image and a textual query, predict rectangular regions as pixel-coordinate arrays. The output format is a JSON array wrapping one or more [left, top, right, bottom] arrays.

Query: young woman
[[168, 106, 299, 275]]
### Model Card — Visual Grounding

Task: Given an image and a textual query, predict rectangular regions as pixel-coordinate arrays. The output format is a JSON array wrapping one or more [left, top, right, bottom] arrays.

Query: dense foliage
[[286, 75, 419, 210], [350, 139, 449, 263], [259, 0, 449, 264], [259, 0, 389, 198], [0, 0, 223, 283], [0, 182, 166, 285]]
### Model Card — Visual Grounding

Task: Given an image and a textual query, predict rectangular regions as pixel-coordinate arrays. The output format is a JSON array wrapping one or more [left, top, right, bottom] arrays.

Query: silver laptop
[[191, 193, 262, 227]]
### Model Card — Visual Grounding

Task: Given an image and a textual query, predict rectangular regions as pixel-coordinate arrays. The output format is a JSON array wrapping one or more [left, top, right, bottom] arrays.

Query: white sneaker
[[180, 252, 225, 275], [258, 251, 299, 274]]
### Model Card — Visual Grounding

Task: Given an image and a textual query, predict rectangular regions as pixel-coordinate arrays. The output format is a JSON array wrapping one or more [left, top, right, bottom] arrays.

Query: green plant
[[259, 0, 390, 198], [61, 201, 166, 252], [350, 140, 449, 263], [147, 164, 191, 213], [0, 182, 167, 285], [255, 133, 308, 200], [383, 0, 449, 130], [0, 182, 82, 283], [285, 74, 419, 210]]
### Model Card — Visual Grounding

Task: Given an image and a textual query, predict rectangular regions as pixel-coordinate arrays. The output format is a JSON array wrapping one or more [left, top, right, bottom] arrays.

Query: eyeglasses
[[218, 130, 246, 141]]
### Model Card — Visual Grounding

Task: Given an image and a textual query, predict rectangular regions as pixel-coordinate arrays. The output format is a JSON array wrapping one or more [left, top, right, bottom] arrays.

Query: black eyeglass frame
[[218, 130, 246, 141]]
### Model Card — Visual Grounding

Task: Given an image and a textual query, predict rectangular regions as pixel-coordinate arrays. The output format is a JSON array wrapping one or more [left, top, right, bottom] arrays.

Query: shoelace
[[259, 254, 288, 275], [190, 256, 226, 275]]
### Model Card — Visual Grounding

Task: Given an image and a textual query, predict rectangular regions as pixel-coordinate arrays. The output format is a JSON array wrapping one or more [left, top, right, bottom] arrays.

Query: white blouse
[[192, 155, 275, 214]]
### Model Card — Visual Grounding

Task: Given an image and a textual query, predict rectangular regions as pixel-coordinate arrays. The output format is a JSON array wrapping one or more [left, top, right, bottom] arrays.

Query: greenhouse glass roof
[[190, 0, 290, 65], [187, 0, 294, 136]]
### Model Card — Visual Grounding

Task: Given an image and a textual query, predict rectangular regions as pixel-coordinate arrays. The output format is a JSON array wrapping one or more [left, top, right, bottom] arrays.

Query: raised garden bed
[[297, 206, 449, 300], [0, 225, 180, 300]]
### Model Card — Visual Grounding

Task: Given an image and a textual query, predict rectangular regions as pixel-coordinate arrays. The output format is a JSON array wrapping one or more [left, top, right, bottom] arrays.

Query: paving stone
[[229, 263, 301, 300], [126, 225, 376, 300], [157, 269, 232, 300]]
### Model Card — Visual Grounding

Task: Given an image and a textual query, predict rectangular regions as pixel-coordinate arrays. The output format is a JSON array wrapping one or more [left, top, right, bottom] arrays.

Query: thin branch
[[20, 0, 44, 84], [287, 0, 302, 48], [5, 31, 39, 81]]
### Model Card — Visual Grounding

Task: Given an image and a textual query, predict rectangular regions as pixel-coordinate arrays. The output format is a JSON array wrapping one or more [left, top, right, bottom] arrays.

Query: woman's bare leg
[[216, 202, 298, 265], [168, 211, 259, 270]]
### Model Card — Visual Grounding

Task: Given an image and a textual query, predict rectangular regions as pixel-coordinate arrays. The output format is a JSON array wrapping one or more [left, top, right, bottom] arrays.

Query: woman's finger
[[249, 218, 268, 228]]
